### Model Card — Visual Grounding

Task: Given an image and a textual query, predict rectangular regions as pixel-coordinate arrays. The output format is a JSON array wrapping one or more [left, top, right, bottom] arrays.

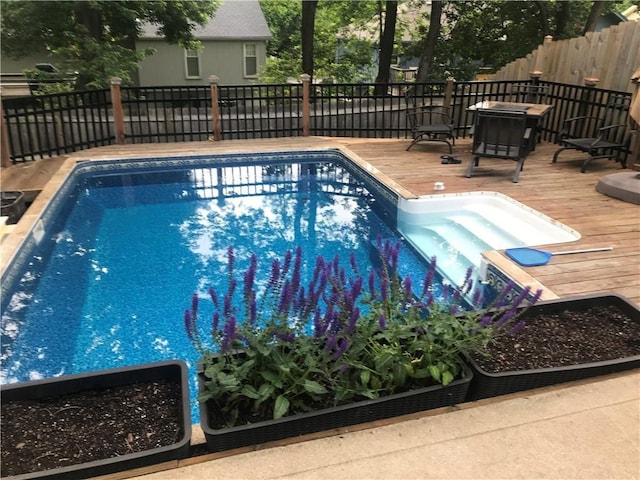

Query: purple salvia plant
[[208, 287, 219, 308], [402, 275, 413, 302], [378, 313, 387, 330], [368, 270, 377, 300], [290, 246, 302, 294], [421, 256, 437, 298], [184, 309, 194, 343], [221, 315, 237, 352], [212, 312, 220, 333], [331, 337, 350, 360], [493, 280, 516, 307], [191, 293, 199, 320]]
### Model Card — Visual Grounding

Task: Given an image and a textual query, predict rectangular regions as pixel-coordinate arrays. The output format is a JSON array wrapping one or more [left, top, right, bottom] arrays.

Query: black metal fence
[[2, 79, 632, 164]]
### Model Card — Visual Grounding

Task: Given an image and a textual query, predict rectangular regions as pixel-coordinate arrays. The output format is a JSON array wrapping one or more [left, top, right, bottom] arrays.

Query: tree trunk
[[582, 1, 607, 35], [554, 1, 571, 38], [301, 0, 318, 80], [415, 0, 443, 88], [374, 1, 398, 96]]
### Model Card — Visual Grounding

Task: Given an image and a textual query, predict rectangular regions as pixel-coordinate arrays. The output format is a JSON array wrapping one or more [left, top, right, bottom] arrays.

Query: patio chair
[[406, 105, 455, 153], [509, 84, 549, 104], [465, 109, 532, 183], [552, 93, 631, 172]]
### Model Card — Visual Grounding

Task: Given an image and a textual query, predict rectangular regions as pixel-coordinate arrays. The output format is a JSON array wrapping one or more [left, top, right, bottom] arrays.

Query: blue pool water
[[1, 152, 445, 423]]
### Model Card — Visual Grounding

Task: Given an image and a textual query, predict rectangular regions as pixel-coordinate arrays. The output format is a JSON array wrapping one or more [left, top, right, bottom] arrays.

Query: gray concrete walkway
[[132, 371, 639, 480]]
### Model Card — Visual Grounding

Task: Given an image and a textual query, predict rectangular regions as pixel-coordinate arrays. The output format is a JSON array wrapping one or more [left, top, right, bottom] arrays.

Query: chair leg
[[580, 154, 614, 173], [465, 156, 478, 178], [552, 146, 572, 164], [513, 158, 525, 183]]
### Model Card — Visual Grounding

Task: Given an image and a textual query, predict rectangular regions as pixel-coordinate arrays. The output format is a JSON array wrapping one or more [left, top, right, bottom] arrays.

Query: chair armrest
[[562, 115, 599, 125]]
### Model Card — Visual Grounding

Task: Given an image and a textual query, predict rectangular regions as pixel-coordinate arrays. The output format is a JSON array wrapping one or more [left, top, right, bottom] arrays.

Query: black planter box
[[1, 191, 27, 225], [466, 293, 640, 401], [199, 363, 472, 453], [1, 360, 191, 480]]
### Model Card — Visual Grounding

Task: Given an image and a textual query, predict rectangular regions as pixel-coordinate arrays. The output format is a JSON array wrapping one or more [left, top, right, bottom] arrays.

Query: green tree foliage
[[1, 0, 218, 89], [424, 0, 630, 81], [259, 0, 379, 83]]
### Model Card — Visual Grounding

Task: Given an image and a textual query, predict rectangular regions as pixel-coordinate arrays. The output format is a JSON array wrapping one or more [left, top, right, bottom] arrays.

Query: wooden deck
[[1, 137, 638, 305]]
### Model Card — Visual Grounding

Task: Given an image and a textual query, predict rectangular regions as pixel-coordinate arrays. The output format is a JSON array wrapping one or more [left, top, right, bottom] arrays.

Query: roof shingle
[[140, 0, 271, 40]]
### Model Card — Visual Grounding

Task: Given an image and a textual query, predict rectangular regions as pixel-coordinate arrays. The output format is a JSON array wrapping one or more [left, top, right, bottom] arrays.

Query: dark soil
[[1, 379, 184, 477], [472, 305, 640, 373]]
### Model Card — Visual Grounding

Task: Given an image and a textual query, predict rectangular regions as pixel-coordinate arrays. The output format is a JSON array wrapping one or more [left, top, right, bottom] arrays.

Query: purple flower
[[331, 337, 350, 360], [278, 280, 293, 316], [227, 246, 235, 276], [275, 332, 295, 343], [380, 277, 389, 302], [191, 293, 199, 319], [378, 313, 387, 330], [221, 316, 237, 352], [212, 312, 220, 333], [349, 252, 358, 274], [313, 309, 325, 336], [268, 259, 281, 289], [402, 275, 413, 300], [368, 270, 376, 299], [282, 249, 293, 277], [421, 257, 437, 298], [184, 309, 193, 341], [208, 287, 219, 308], [243, 254, 257, 300], [494, 281, 516, 307], [291, 246, 302, 293], [347, 307, 359, 333], [471, 288, 484, 308], [479, 315, 492, 328]]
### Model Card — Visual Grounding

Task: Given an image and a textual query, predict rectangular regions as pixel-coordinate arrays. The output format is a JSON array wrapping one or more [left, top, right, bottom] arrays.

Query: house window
[[244, 43, 257, 77], [185, 49, 201, 79]]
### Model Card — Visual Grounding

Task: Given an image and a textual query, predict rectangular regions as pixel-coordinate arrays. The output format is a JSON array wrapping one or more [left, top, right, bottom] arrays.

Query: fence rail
[[1, 76, 633, 165]]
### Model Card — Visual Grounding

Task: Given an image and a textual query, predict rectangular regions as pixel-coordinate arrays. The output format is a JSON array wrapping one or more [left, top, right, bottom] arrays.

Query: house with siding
[[0, 0, 271, 90], [137, 0, 271, 86]]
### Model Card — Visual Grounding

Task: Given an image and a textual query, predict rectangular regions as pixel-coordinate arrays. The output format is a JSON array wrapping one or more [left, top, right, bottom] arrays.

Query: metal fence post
[[209, 75, 221, 141], [301, 74, 311, 136], [110, 77, 125, 145]]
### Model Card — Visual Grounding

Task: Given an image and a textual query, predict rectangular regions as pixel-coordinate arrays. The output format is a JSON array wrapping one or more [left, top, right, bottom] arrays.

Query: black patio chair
[[509, 84, 549, 104], [552, 93, 631, 172], [405, 105, 455, 153], [465, 109, 532, 183]]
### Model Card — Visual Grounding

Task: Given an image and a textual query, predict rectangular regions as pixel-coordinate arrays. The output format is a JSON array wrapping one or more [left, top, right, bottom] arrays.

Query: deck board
[[1, 137, 638, 305]]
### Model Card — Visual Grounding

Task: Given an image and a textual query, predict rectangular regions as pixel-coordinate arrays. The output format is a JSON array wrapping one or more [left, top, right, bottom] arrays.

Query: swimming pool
[[0, 148, 581, 423]]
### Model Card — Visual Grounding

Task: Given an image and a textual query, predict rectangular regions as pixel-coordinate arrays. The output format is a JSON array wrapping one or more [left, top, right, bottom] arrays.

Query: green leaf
[[360, 369, 371, 385], [303, 379, 328, 395], [441, 370, 454, 386], [240, 385, 260, 399], [274, 395, 290, 419], [428, 365, 441, 382]]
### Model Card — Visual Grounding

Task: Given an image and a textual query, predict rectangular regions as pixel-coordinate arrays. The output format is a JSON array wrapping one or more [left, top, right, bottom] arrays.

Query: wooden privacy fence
[[1, 75, 634, 166], [493, 21, 640, 93]]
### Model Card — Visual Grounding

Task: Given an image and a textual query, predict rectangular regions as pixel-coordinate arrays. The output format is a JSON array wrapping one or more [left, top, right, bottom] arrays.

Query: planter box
[[1, 191, 26, 224], [1, 360, 191, 480], [466, 293, 640, 401], [199, 363, 472, 453]]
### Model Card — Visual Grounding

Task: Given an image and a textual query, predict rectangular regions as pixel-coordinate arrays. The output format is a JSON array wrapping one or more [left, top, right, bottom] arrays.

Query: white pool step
[[401, 225, 480, 288]]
